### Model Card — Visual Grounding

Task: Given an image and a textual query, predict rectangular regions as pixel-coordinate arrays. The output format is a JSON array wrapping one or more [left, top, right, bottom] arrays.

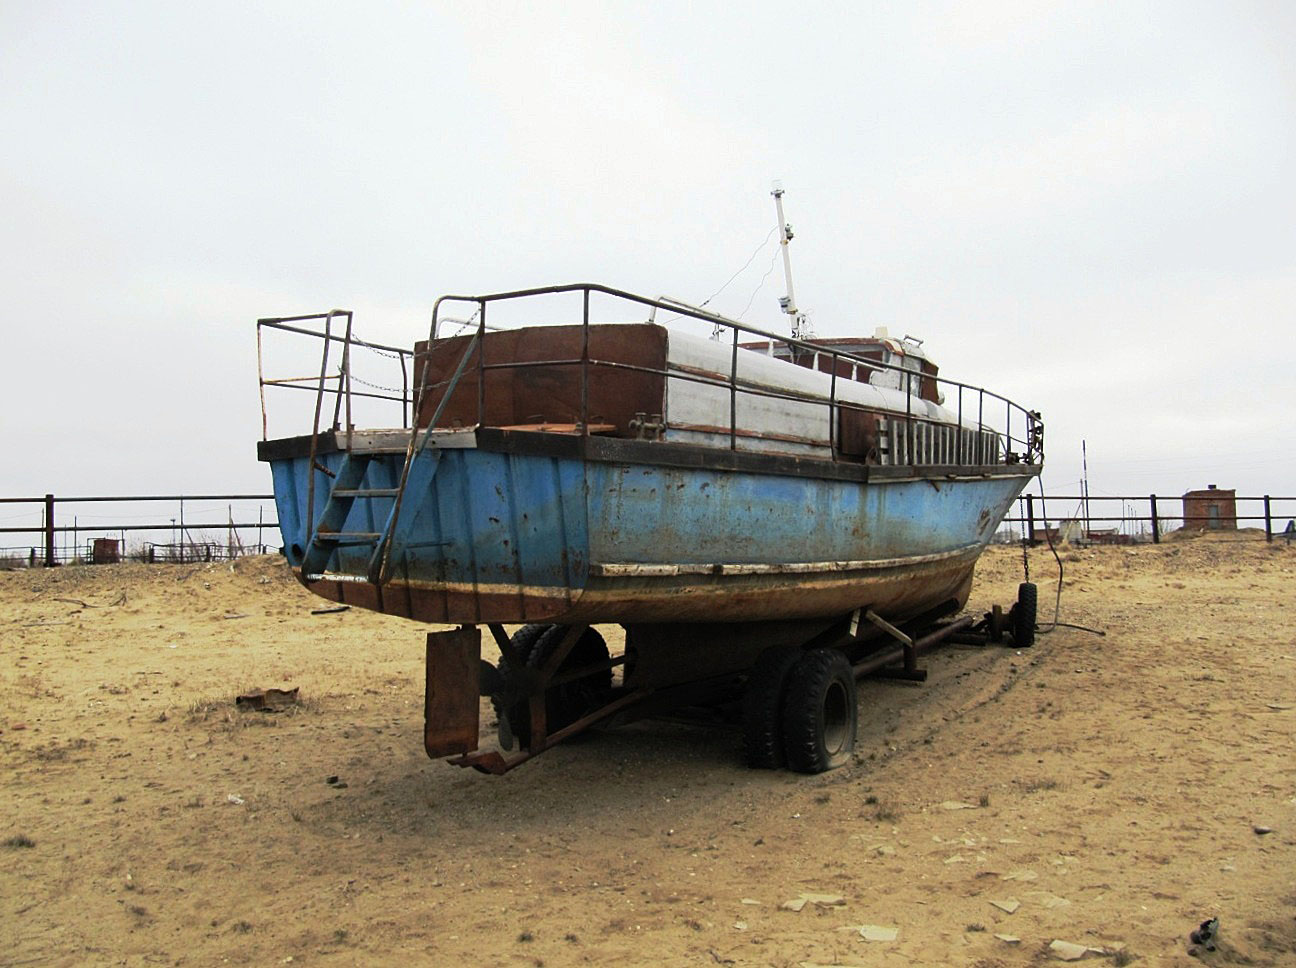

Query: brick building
[[1182, 485, 1236, 531]]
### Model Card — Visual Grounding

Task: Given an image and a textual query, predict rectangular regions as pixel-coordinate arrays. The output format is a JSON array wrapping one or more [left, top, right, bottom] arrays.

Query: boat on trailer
[[256, 198, 1042, 774], [257, 284, 1042, 773]]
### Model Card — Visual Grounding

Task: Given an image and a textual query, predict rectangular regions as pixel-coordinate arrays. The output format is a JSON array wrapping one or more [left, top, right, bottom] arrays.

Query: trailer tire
[[492, 624, 553, 750], [781, 649, 858, 774], [525, 625, 613, 742], [742, 645, 804, 769], [1012, 582, 1037, 648]]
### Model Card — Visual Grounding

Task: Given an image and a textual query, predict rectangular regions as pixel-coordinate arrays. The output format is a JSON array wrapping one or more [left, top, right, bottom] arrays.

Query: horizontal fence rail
[[0, 493, 280, 567], [4, 490, 1291, 569]]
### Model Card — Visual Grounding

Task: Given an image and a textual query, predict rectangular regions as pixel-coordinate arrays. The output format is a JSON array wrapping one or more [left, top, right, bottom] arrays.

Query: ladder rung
[[332, 488, 400, 498], [303, 572, 371, 584]]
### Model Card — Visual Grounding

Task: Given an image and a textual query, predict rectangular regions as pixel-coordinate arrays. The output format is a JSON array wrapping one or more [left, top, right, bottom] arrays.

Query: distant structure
[[1182, 484, 1237, 531], [91, 537, 121, 563]]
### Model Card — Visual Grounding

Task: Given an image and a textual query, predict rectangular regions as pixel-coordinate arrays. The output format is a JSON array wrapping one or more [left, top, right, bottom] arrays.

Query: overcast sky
[[2, 1, 1293, 537]]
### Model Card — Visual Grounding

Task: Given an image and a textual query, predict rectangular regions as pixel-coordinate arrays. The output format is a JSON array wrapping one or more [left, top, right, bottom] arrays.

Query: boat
[[256, 194, 1043, 774]]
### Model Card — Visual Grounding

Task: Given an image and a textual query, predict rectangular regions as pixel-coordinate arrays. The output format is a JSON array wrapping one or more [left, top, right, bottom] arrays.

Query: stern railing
[[422, 284, 1044, 468], [258, 287, 1044, 469]]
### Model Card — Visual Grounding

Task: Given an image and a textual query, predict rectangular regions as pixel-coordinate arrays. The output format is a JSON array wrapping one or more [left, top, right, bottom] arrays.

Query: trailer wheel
[[781, 649, 858, 774], [742, 645, 804, 769], [492, 624, 552, 750], [1011, 582, 1037, 648], [522, 625, 612, 744]]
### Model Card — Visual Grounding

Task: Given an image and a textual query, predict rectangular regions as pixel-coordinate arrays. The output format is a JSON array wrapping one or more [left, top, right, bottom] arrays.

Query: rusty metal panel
[[423, 626, 481, 758], [413, 324, 668, 434]]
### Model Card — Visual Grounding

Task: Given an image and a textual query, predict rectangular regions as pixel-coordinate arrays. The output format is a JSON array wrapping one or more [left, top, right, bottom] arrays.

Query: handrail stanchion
[[977, 389, 984, 465], [581, 288, 591, 435], [1005, 399, 1011, 464], [334, 310, 354, 440], [305, 310, 339, 551], [400, 352, 409, 428], [956, 385, 963, 465], [477, 300, 487, 426], [828, 353, 838, 457], [729, 326, 739, 450], [905, 371, 913, 466]]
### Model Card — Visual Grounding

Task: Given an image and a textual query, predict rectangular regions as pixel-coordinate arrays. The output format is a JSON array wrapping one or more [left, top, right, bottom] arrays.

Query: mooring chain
[[349, 373, 409, 394], [350, 335, 407, 361], [340, 331, 414, 393]]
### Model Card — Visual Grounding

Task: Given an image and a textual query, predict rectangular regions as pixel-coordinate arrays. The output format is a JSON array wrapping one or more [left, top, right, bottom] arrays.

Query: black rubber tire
[[1012, 582, 1037, 648], [492, 624, 552, 749], [510, 623, 552, 664], [742, 645, 804, 769], [522, 625, 612, 744], [781, 648, 858, 774]]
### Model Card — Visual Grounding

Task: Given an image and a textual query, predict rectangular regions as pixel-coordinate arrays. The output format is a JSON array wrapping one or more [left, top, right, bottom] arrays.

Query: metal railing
[[259, 284, 1043, 470], [257, 311, 413, 439]]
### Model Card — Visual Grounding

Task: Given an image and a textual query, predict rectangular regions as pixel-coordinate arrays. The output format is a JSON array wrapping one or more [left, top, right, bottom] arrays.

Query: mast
[[771, 181, 811, 340]]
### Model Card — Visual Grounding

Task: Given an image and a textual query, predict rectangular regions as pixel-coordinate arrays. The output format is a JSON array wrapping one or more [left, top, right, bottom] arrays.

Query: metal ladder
[[300, 451, 401, 581], [302, 328, 481, 585]]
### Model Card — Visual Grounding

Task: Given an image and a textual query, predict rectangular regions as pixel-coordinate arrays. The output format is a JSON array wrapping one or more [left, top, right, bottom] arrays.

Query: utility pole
[[1081, 439, 1091, 539]]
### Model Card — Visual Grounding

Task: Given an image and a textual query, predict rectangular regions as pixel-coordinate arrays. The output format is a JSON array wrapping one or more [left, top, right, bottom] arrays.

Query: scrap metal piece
[[235, 687, 300, 712]]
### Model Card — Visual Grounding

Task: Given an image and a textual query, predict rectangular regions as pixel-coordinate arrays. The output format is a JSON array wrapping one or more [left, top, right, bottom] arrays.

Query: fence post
[[1263, 494, 1272, 542], [1149, 494, 1160, 544], [44, 493, 55, 567], [1026, 493, 1036, 544]]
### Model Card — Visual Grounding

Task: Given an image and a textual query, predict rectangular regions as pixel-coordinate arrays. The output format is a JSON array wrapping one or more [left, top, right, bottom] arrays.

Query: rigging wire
[[736, 246, 783, 320], [697, 227, 777, 309], [657, 228, 779, 327]]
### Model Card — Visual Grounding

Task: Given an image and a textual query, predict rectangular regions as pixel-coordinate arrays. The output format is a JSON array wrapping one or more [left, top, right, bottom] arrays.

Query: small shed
[[91, 538, 121, 564], [1182, 485, 1236, 531]]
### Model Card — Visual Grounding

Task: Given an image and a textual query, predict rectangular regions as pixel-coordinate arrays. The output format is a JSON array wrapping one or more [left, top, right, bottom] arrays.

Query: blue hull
[[268, 434, 1035, 625]]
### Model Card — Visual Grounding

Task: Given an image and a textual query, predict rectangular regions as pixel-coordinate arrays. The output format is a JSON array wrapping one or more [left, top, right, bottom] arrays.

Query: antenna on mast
[[771, 180, 811, 340]]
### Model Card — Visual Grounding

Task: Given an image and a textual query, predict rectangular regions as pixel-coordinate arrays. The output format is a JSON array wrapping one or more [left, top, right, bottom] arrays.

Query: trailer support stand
[[423, 625, 482, 758], [862, 609, 926, 680]]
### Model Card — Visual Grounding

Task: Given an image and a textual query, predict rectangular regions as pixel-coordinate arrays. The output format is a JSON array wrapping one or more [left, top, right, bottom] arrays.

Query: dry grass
[[183, 691, 319, 728]]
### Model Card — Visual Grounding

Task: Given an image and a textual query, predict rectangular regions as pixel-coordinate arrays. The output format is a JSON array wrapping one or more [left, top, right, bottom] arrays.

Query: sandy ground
[[2, 532, 1293, 967]]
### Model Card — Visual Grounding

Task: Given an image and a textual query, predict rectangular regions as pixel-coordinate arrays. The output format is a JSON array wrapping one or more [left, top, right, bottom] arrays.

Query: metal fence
[[998, 493, 1296, 545], [0, 493, 279, 567], [3, 489, 1292, 568]]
